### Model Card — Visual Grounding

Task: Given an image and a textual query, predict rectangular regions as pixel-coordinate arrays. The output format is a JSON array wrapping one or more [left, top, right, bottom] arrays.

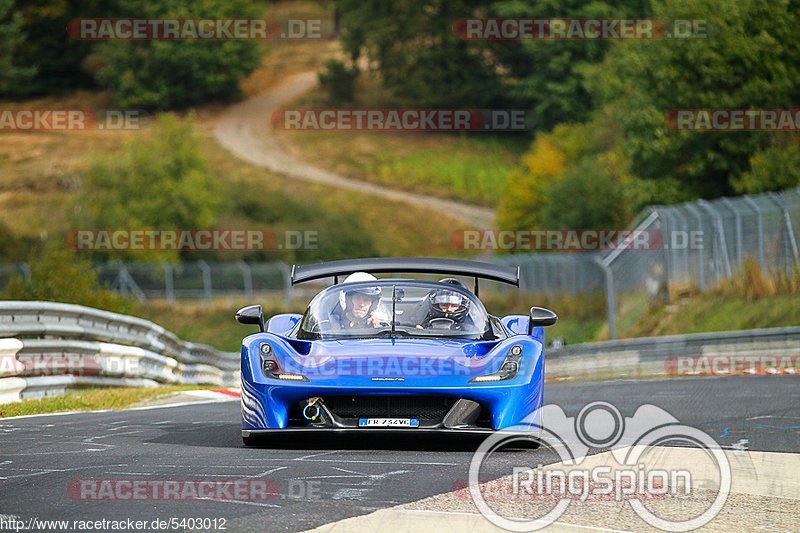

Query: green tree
[[0, 220, 35, 262], [0, 0, 36, 94], [490, 0, 649, 131], [733, 140, 800, 194], [334, 0, 505, 107], [93, 0, 261, 109], [499, 120, 631, 229], [2, 242, 136, 314], [4, 0, 110, 97], [73, 113, 222, 262], [540, 156, 631, 229], [498, 134, 567, 230], [595, 0, 800, 198], [318, 59, 359, 104]]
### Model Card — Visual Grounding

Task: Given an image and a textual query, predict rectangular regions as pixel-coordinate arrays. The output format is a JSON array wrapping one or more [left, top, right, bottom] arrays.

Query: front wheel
[[242, 434, 260, 446]]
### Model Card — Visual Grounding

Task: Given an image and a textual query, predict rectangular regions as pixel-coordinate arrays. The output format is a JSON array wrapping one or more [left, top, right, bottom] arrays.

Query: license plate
[[358, 418, 419, 427]]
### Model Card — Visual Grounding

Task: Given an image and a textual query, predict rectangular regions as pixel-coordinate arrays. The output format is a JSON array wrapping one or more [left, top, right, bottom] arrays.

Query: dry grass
[[715, 256, 800, 300], [271, 73, 526, 207], [0, 385, 210, 417]]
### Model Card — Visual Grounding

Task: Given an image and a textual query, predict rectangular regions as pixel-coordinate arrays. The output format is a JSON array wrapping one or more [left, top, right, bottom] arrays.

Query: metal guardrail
[[546, 326, 800, 379], [0, 301, 240, 403]]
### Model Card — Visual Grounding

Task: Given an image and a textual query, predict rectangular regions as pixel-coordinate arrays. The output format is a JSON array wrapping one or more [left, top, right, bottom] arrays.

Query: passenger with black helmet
[[416, 282, 472, 330]]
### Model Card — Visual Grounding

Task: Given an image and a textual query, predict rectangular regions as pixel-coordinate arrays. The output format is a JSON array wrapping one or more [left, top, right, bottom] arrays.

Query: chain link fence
[[1, 188, 798, 338]]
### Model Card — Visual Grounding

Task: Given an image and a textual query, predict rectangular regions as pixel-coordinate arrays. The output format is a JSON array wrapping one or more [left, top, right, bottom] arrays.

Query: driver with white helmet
[[333, 272, 384, 329]]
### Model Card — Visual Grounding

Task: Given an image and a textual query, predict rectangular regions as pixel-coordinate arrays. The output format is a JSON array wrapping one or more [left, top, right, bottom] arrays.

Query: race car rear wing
[[290, 257, 520, 293]]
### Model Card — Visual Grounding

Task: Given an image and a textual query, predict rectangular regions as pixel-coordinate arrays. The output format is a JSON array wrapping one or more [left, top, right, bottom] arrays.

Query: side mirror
[[528, 306, 558, 334], [236, 305, 265, 332]]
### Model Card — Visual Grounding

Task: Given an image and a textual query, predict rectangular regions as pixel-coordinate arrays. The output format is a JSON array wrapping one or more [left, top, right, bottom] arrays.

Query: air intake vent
[[323, 396, 455, 420]]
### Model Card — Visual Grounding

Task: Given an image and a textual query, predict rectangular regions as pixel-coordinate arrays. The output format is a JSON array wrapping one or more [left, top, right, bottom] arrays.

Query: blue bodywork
[[240, 312, 546, 434]]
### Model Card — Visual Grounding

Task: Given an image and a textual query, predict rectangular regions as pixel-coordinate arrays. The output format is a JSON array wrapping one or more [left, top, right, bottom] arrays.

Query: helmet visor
[[433, 291, 463, 306]]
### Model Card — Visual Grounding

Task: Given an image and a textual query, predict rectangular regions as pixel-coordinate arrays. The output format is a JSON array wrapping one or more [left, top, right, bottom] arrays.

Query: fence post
[[698, 199, 732, 279], [276, 262, 292, 308], [767, 192, 800, 276], [743, 195, 765, 266], [20, 263, 31, 284], [239, 260, 253, 300], [110, 263, 146, 303], [197, 260, 212, 302], [676, 207, 690, 284], [162, 262, 174, 305], [596, 257, 616, 340], [720, 198, 743, 267], [653, 207, 671, 302], [684, 204, 706, 291]]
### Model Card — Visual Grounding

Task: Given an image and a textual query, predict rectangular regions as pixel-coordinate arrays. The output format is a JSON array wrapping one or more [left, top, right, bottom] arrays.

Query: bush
[[72, 113, 223, 263], [733, 142, 800, 194], [318, 59, 359, 104], [2, 242, 136, 315], [93, 0, 261, 109], [540, 157, 631, 229], [0, 220, 36, 262], [0, 0, 36, 95]]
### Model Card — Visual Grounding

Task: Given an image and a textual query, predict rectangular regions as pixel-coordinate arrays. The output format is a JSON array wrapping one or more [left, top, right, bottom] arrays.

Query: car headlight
[[259, 343, 309, 382], [469, 344, 523, 383]]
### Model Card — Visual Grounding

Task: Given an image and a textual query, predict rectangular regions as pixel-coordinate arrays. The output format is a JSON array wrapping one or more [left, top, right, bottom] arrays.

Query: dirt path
[[213, 72, 496, 229]]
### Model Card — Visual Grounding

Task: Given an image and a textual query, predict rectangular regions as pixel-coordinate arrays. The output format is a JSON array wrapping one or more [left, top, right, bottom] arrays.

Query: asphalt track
[[0, 376, 798, 532]]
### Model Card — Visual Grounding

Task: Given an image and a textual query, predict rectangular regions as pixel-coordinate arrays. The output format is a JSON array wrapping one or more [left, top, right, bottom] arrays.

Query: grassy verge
[[276, 120, 526, 207], [200, 131, 471, 259], [625, 292, 800, 338], [0, 385, 208, 418], [480, 290, 607, 345], [141, 296, 299, 353]]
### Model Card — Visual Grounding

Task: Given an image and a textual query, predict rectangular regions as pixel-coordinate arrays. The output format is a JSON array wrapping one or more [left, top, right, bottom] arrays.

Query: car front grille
[[322, 395, 455, 420]]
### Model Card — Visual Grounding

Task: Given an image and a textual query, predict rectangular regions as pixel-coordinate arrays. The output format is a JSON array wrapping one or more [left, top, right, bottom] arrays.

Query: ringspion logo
[[469, 402, 730, 531]]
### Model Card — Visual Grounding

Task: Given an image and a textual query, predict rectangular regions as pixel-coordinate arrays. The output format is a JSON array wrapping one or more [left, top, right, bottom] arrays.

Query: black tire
[[242, 434, 260, 446]]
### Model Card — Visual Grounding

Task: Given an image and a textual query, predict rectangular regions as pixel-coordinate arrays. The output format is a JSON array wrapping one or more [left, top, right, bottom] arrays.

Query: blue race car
[[236, 257, 557, 445]]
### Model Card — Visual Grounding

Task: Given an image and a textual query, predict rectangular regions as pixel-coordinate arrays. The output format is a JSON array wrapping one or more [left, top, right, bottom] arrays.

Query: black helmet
[[438, 277, 469, 290], [427, 287, 470, 321]]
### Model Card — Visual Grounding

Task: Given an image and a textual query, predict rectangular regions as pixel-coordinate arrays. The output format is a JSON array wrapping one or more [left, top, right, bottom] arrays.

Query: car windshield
[[297, 280, 491, 340]]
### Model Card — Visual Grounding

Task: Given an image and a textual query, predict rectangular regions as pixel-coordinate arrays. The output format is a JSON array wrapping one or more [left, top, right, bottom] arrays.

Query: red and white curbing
[[183, 388, 241, 400]]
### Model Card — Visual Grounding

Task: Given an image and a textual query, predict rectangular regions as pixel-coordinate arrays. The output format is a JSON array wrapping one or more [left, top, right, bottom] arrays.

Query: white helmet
[[338, 272, 381, 312], [342, 272, 378, 283]]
